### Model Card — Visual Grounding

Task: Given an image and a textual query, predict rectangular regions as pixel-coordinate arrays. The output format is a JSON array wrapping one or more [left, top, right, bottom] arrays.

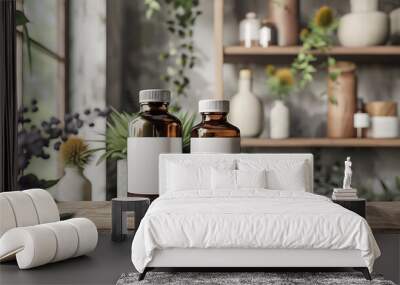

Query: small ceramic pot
[[350, 0, 378, 13], [270, 100, 289, 139], [338, 11, 389, 47], [370, 116, 399, 138]]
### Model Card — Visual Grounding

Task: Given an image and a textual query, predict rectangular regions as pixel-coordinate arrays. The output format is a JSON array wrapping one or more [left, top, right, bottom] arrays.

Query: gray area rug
[[116, 272, 395, 285]]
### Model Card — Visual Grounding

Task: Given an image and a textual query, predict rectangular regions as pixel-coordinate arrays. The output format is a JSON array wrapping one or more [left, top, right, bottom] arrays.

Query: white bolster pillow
[[0, 218, 98, 269]]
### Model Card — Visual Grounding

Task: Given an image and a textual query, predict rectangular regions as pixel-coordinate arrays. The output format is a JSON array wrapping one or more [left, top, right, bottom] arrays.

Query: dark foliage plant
[[17, 99, 110, 189]]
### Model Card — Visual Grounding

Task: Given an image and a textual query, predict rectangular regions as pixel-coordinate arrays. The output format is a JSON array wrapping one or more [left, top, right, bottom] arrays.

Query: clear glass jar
[[191, 100, 240, 153]]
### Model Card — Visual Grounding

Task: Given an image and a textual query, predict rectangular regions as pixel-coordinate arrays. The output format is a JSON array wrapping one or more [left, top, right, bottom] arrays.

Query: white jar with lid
[[239, 12, 260, 48]]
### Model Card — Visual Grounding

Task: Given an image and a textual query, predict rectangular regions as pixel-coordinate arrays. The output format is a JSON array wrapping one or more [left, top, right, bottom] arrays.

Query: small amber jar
[[191, 100, 240, 153]]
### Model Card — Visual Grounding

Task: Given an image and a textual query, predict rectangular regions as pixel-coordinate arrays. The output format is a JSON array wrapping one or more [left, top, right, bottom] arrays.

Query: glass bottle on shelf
[[128, 89, 182, 200], [239, 12, 260, 48], [191, 99, 240, 153], [353, 98, 369, 138], [259, 19, 278, 47]]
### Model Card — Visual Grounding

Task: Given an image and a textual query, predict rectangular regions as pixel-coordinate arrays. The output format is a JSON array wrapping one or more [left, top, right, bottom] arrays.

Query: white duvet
[[131, 190, 380, 273]]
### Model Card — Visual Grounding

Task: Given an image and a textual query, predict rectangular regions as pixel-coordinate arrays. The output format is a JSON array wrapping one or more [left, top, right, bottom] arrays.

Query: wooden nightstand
[[333, 199, 366, 218]]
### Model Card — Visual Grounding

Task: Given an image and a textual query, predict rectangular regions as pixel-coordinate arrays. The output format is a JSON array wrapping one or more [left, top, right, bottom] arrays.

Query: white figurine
[[343, 157, 352, 189]]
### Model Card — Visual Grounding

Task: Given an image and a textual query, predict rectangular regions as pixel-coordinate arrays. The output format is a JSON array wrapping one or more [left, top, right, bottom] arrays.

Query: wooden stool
[[111, 197, 150, 242]]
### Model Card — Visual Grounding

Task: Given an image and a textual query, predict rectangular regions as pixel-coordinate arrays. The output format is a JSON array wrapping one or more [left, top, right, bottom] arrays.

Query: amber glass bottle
[[129, 90, 181, 137], [128, 89, 182, 200], [191, 99, 240, 153]]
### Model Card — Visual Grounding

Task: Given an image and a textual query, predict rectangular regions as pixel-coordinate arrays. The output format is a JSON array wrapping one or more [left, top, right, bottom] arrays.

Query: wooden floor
[[0, 233, 134, 285]]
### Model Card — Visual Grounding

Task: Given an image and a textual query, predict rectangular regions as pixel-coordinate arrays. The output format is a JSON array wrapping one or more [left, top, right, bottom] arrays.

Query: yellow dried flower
[[275, 68, 294, 87], [266, 65, 276, 76], [60, 137, 90, 168], [300, 28, 309, 41], [314, 6, 334, 28]]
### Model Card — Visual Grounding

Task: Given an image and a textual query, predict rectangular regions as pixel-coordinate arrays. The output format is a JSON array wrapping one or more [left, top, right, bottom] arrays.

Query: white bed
[[131, 154, 380, 280]]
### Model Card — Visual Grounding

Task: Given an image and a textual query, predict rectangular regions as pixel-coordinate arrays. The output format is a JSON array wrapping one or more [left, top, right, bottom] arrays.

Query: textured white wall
[[70, 0, 107, 201]]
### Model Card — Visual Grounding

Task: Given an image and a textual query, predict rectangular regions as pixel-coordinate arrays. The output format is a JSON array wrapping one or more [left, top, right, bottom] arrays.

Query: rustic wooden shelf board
[[57, 201, 400, 233], [224, 46, 400, 64], [241, 138, 400, 148], [366, 202, 400, 233]]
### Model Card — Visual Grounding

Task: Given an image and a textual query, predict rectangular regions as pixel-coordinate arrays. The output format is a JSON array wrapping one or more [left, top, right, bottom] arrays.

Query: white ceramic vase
[[339, 0, 388, 48], [270, 100, 289, 139], [56, 167, 92, 201], [230, 70, 264, 137], [350, 0, 378, 13], [117, 159, 128, 198]]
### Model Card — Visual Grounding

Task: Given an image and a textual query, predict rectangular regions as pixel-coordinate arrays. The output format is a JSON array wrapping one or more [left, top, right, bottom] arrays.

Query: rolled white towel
[[66, 218, 98, 257], [0, 196, 17, 237], [0, 225, 57, 268], [42, 221, 79, 262], [0, 218, 98, 269], [23, 189, 60, 224], [0, 191, 39, 227]]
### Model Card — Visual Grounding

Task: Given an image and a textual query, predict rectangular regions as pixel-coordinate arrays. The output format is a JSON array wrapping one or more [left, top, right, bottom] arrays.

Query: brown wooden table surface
[[58, 201, 400, 233]]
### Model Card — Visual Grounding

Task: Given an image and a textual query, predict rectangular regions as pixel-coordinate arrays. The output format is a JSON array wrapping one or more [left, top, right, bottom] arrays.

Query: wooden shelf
[[241, 138, 400, 148], [224, 46, 400, 64]]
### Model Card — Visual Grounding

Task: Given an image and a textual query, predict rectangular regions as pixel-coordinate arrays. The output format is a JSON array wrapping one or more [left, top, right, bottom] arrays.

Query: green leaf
[[16, 10, 29, 26], [396, 176, 400, 190]]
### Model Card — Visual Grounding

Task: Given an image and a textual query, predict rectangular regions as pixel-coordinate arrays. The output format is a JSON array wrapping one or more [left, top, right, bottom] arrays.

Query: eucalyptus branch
[[145, 0, 202, 109], [292, 6, 339, 89]]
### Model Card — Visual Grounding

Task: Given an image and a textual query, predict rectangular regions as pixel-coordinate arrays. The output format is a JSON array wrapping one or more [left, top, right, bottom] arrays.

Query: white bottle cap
[[198, 99, 230, 113], [239, 69, 252, 79], [246, 12, 256, 19], [139, 89, 170, 103]]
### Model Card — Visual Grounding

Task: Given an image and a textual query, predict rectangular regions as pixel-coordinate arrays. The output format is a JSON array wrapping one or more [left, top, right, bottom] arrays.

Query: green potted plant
[[56, 137, 94, 201], [265, 66, 295, 139], [96, 109, 136, 198], [96, 108, 195, 197]]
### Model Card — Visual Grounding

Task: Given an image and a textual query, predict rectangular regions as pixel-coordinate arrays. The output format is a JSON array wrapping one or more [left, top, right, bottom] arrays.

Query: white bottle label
[[190, 138, 241, 153], [127, 137, 182, 195]]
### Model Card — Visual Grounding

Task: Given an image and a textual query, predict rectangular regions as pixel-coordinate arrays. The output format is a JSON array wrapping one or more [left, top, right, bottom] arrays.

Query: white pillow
[[167, 162, 211, 191], [166, 159, 236, 192], [238, 159, 307, 191], [237, 169, 267, 189], [211, 168, 267, 190], [211, 168, 236, 190]]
